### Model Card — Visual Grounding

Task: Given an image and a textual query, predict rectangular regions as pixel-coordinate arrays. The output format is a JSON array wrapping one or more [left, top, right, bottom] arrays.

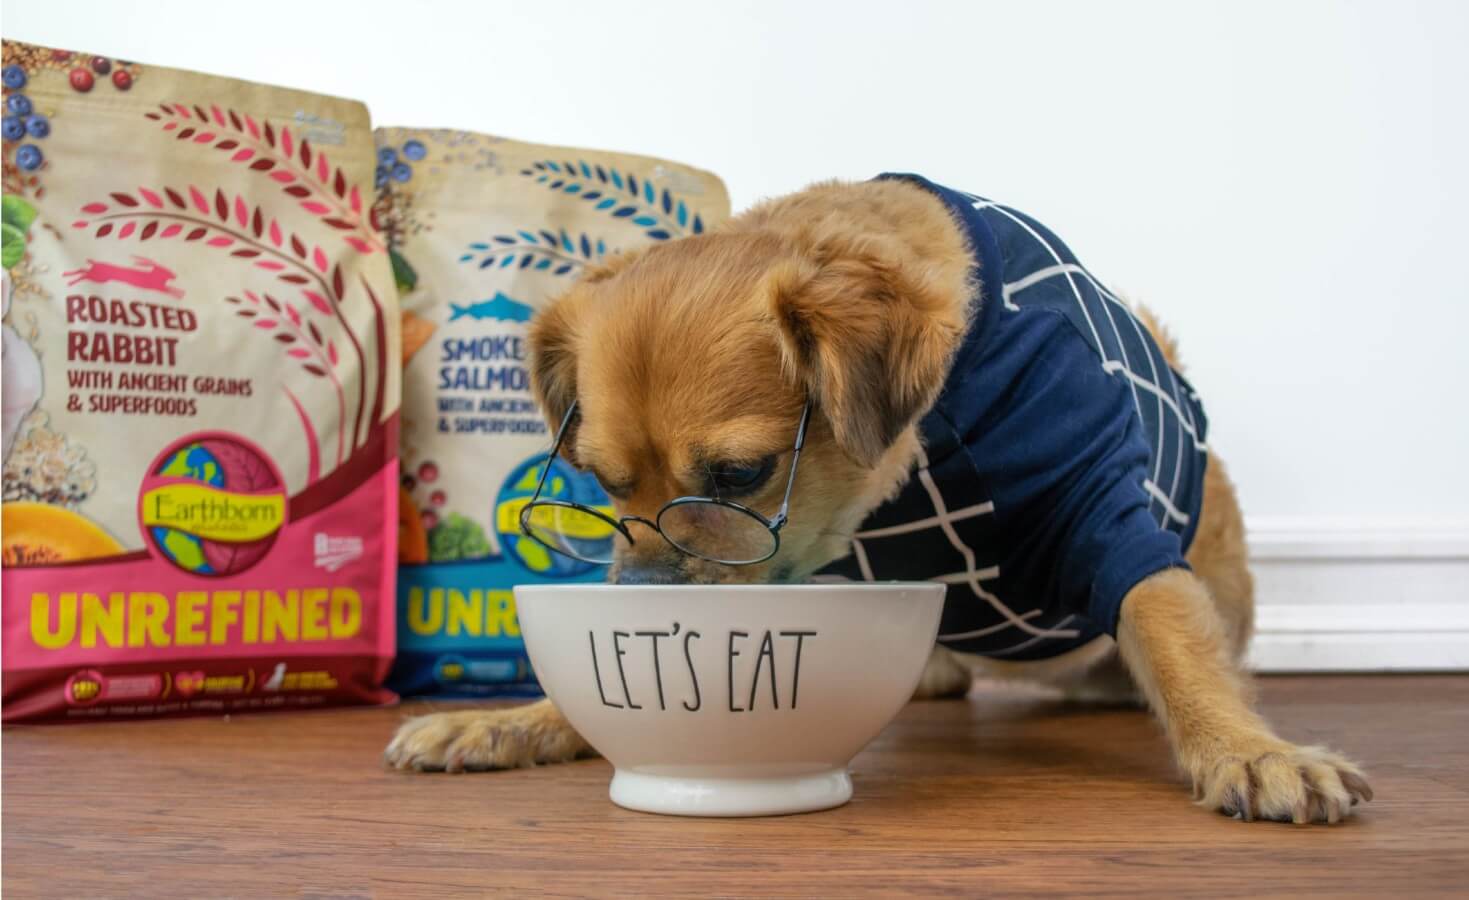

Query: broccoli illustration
[[2, 196, 38, 270], [427, 512, 493, 562]]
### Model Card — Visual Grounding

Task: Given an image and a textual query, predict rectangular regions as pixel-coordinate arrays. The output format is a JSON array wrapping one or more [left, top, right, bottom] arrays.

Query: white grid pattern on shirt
[[840, 446, 1083, 651], [970, 195, 1207, 530], [823, 191, 1207, 656]]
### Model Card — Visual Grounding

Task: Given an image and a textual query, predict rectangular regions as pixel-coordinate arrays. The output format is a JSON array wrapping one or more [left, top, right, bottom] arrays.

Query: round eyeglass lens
[[657, 500, 777, 564], [521, 502, 623, 564]]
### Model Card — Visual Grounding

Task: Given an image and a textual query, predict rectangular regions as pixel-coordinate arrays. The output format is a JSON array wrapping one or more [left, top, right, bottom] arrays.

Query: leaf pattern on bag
[[145, 105, 385, 255], [460, 229, 613, 277], [519, 159, 707, 241], [70, 178, 384, 469]]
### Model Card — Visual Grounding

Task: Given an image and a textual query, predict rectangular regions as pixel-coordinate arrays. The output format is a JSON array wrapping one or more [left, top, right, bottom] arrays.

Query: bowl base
[[609, 768, 853, 817]]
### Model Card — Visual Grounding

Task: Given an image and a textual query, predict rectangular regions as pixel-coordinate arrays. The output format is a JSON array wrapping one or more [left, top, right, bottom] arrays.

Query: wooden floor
[[4, 675, 1467, 897]]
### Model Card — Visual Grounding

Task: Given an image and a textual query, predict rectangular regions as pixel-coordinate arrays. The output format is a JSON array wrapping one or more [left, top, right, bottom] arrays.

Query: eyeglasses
[[518, 400, 810, 566]]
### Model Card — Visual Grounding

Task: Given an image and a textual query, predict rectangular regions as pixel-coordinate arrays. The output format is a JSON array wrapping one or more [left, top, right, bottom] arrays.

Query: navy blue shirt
[[818, 174, 1209, 660]]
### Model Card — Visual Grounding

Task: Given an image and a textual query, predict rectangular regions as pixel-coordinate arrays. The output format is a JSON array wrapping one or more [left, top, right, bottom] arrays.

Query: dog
[[386, 175, 1372, 824]]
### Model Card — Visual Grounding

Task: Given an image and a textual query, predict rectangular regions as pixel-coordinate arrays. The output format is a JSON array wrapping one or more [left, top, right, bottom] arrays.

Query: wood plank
[[4, 675, 1466, 897]]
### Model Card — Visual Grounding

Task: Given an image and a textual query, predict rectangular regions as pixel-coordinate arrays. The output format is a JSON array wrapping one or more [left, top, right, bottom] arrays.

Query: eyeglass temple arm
[[529, 401, 578, 503], [770, 400, 812, 529]]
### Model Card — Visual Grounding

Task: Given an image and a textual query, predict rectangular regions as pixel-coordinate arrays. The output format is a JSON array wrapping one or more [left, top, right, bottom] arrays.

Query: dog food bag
[[1, 41, 401, 722], [375, 128, 727, 696]]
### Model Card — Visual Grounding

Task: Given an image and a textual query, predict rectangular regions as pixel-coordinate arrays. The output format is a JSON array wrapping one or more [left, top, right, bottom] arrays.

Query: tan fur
[[386, 180, 1372, 822], [518, 179, 970, 585], [912, 646, 976, 700], [384, 699, 588, 772]]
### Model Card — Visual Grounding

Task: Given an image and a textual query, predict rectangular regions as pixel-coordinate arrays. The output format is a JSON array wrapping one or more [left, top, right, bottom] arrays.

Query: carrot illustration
[[398, 486, 428, 564]]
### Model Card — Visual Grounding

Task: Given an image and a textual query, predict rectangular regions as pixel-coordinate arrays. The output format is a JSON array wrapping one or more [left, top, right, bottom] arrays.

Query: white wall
[[8, 0, 1464, 524], [6, 0, 1468, 663], [5, 0, 1463, 522]]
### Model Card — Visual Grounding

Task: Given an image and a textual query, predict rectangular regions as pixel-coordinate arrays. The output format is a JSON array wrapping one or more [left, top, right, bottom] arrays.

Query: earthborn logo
[[137, 432, 287, 576]]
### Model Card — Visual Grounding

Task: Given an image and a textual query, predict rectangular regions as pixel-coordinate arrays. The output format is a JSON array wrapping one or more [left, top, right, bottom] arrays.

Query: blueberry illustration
[[1, 65, 25, 90], [375, 165, 389, 188], [24, 114, 49, 138], [6, 94, 32, 116], [16, 144, 43, 171], [402, 139, 426, 161], [1, 116, 23, 141], [377, 146, 397, 166], [391, 162, 412, 182]]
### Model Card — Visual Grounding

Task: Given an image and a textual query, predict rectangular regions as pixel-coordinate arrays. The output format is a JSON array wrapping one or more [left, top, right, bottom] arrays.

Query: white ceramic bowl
[[515, 582, 945, 817]]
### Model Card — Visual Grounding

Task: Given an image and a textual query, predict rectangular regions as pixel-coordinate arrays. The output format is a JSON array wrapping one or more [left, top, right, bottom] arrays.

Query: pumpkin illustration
[[1, 501, 123, 566]]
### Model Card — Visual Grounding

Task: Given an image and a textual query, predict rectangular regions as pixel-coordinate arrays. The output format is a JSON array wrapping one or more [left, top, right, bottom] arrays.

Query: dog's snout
[[613, 565, 687, 585]]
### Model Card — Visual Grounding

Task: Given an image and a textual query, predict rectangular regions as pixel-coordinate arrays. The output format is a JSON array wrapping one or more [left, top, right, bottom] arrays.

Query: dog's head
[[527, 180, 971, 584]]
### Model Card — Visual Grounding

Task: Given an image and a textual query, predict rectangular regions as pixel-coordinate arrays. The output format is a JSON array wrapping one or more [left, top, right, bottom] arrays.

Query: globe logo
[[139, 433, 286, 576], [496, 453, 612, 577]]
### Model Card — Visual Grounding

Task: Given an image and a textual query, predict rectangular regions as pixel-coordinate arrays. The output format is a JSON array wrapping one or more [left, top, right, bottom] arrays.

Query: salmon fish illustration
[[449, 292, 533, 323]]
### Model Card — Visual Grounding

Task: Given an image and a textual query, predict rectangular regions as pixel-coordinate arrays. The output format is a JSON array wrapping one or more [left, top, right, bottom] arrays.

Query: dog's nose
[[613, 565, 686, 585]]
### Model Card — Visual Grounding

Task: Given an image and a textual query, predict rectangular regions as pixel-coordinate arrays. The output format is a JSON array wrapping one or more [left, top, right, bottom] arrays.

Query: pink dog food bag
[[1, 41, 400, 721]]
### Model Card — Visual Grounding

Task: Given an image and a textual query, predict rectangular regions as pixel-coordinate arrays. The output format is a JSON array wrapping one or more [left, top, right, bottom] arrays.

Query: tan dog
[[386, 178, 1372, 824]]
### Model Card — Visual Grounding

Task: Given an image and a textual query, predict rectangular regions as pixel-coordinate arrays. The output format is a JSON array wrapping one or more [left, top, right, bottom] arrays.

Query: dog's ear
[[527, 291, 588, 458], [528, 248, 647, 459], [766, 239, 966, 468]]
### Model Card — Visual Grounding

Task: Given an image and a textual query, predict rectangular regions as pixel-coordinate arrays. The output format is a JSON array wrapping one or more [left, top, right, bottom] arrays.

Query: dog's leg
[[1052, 648, 1144, 707], [384, 699, 594, 773], [1116, 567, 1371, 823], [912, 645, 973, 699]]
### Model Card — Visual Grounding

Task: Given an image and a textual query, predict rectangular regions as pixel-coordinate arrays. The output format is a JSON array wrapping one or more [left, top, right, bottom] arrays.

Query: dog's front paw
[[1195, 743, 1373, 824], [384, 700, 591, 773]]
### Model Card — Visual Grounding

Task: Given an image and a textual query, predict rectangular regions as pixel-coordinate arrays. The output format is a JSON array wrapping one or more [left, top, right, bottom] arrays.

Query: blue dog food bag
[[375, 128, 729, 696]]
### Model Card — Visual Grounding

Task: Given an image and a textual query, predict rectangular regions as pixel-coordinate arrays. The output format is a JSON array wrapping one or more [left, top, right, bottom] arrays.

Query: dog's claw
[[1341, 771, 1374, 804]]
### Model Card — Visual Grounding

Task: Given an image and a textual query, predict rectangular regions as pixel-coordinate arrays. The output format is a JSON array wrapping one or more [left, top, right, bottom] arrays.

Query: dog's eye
[[707, 456, 776, 497], [589, 468, 632, 499]]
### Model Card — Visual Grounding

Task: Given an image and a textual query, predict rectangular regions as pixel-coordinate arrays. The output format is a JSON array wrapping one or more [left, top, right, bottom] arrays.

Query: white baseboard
[[1245, 517, 1469, 673]]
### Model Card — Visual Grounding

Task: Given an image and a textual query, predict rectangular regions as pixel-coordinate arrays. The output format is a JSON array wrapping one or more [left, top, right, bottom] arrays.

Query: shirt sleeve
[[956, 310, 1189, 635]]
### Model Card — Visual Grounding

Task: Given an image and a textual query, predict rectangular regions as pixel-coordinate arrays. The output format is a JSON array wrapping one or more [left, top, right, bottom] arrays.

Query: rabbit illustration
[[62, 256, 185, 299]]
